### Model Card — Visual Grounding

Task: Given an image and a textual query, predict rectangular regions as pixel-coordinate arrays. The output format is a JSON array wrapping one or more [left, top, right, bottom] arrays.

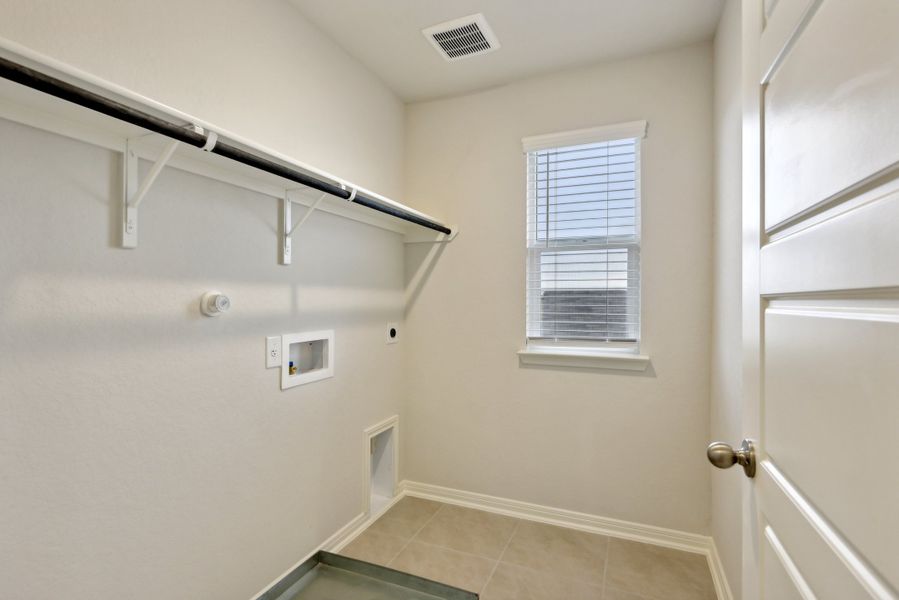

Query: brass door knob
[[707, 439, 756, 478]]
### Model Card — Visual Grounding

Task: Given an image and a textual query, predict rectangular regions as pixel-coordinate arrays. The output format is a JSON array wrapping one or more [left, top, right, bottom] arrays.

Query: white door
[[727, 0, 899, 598]]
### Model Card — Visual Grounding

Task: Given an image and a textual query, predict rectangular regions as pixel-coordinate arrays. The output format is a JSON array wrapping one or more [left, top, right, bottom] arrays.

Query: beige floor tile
[[367, 513, 425, 539], [342, 500, 715, 600], [501, 521, 609, 586], [603, 587, 652, 600], [379, 496, 443, 531], [339, 529, 408, 567], [481, 562, 604, 600], [604, 539, 715, 600], [388, 540, 496, 592], [414, 504, 520, 558]]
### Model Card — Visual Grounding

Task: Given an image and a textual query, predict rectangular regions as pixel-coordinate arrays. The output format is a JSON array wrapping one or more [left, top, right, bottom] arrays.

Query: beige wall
[[0, 2, 406, 599], [1, 2, 735, 595], [711, 1, 744, 595], [403, 43, 714, 534], [0, 0, 404, 197]]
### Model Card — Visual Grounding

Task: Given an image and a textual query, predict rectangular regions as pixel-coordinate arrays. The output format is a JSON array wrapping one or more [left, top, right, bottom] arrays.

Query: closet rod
[[0, 56, 452, 235]]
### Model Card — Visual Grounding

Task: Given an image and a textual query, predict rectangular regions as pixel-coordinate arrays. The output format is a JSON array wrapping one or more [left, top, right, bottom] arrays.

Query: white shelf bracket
[[281, 190, 329, 265], [121, 126, 217, 248], [121, 137, 180, 248]]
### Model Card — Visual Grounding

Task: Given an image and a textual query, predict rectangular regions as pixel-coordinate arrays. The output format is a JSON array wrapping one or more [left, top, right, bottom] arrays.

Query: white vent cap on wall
[[422, 13, 501, 62]]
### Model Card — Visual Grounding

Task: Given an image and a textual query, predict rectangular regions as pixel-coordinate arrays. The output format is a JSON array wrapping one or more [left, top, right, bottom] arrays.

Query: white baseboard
[[706, 538, 735, 600], [400, 480, 707, 552], [399, 480, 734, 600], [327, 492, 406, 553], [320, 511, 370, 553]]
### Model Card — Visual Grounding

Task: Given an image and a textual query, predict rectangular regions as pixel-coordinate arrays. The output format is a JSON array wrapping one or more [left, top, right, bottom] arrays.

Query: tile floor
[[338, 497, 716, 600]]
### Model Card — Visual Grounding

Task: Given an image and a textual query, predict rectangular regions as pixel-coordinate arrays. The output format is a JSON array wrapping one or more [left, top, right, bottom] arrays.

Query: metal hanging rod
[[0, 55, 452, 235]]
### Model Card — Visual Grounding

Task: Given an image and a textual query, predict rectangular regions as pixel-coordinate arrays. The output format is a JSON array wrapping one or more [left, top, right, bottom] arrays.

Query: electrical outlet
[[266, 336, 281, 368], [386, 323, 399, 344]]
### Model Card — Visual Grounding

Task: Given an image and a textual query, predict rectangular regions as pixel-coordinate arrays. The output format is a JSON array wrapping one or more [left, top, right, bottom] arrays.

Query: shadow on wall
[[404, 238, 448, 315], [0, 128, 404, 358]]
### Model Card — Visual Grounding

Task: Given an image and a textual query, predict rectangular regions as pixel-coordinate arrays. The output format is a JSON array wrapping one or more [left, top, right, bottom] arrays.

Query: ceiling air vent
[[422, 14, 501, 62]]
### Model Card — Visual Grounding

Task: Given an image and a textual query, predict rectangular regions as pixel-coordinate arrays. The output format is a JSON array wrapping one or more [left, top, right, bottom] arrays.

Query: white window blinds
[[524, 122, 645, 345]]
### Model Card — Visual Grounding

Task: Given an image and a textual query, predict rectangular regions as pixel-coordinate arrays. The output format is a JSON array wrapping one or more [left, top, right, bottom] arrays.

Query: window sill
[[517, 347, 650, 371]]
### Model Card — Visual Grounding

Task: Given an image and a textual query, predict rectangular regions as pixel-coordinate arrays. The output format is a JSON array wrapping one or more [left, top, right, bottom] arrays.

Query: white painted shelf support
[[122, 138, 178, 247], [0, 48, 453, 244], [280, 188, 353, 265], [122, 127, 218, 248]]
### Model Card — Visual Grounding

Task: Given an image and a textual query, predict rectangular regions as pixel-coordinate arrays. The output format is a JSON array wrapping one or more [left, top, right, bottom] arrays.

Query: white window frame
[[518, 121, 650, 371]]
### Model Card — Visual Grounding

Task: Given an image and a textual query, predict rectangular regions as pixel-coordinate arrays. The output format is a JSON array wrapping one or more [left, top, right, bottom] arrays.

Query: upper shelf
[[0, 37, 453, 242]]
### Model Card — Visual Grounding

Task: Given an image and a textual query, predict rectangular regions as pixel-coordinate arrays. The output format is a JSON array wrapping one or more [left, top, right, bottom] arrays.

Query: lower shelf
[[260, 551, 477, 600]]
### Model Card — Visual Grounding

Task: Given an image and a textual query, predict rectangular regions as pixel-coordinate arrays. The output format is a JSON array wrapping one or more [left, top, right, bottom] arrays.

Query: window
[[524, 121, 646, 352]]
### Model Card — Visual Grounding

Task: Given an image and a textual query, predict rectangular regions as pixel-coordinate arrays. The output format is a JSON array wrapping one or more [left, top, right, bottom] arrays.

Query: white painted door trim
[[741, 2, 764, 599]]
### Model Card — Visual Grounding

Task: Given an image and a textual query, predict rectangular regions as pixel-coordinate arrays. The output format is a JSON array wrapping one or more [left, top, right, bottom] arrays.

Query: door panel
[[763, 527, 813, 600], [749, 0, 899, 598], [758, 463, 880, 599], [760, 186, 899, 295], [764, 303, 899, 590], [764, 0, 899, 229]]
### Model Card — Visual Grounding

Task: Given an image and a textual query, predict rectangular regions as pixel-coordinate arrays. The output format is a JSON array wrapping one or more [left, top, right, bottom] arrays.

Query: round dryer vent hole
[[386, 323, 399, 344]]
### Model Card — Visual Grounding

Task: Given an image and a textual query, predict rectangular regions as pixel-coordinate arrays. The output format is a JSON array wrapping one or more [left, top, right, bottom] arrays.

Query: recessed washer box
[[281, 330, 334, 389]]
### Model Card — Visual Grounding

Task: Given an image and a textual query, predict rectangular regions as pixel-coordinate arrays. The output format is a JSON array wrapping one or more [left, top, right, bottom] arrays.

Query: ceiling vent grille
[[422, 14, 501, 62]]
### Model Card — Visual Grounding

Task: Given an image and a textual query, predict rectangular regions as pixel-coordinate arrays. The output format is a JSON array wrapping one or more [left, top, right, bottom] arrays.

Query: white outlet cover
[[386, 323, 399, 344], [266, 336, 281, 369]]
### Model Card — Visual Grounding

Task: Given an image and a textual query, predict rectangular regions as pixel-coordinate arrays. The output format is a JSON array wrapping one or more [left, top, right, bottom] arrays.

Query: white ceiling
[[288, 0, 725, 102]]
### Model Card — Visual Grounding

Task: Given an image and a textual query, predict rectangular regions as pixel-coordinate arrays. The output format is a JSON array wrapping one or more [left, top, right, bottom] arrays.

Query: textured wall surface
[[0, 119, 406, 599], [403, 43, 714, 534], [0, 0, 405, 197], [0, 1, 408, 598], [0, 4, 732, 598]]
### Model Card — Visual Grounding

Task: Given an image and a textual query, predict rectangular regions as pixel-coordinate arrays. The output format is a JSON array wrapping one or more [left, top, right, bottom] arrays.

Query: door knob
[[707, 439, 756, 478]]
